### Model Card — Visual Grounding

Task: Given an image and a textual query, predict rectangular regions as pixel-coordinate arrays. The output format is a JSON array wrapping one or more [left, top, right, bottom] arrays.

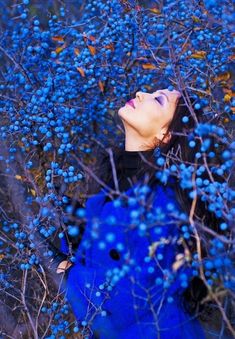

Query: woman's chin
[[118, 104, 132, 114], [117, 106, 126, 117]]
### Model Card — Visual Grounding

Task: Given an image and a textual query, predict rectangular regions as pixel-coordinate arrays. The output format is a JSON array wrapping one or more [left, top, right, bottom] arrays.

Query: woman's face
[[118, 88, 181, 139]]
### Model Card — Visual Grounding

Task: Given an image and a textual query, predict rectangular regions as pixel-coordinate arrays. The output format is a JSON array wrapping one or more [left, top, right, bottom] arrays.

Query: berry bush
[[0, 0, 234, 337]]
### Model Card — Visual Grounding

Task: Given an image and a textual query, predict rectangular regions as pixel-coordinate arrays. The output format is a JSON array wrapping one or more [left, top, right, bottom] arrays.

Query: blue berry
[[182, 116, 189, 123]]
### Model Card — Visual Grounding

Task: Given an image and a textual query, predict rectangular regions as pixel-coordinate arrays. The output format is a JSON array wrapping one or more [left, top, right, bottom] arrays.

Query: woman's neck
[[124, 128, 158, 151]]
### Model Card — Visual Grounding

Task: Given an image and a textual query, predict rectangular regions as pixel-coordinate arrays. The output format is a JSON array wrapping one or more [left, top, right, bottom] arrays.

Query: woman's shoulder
[[85, 189, 107, 210]]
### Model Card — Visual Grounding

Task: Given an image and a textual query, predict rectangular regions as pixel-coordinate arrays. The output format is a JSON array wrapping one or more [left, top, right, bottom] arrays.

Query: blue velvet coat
[[60, 150, 206, 339]]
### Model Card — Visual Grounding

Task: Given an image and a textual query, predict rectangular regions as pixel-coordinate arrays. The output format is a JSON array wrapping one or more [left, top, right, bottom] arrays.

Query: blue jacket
[[61, 150, 205, 339]]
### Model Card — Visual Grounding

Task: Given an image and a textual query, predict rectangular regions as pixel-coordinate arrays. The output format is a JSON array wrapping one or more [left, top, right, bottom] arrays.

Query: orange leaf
[[77, 67, 85, 77], [15, 174, 28, 182], [17, 141, 25, 147], [88, 45, 96, 56], [28, 188, 36, 197], [98, 81, 104, 92], [15, 175, 22, 180], [181, 42, 190, 54], [104, 43, 115, 52], [52, 36, 64, 42], [140, 41, 150, 49], [190, 50, 207, 59], [150, 7, 160, 14], [56, 44, 66, 54], [142, 63, 157, 70], [89, 35, 96, 41], [228, 54, 235, 61], [191, 15, 200, 22], [224, 90, 235, 97], [74, 48, 80, 56], [224, 94, 231, 102], [213, 72, 230, 83], [159, 62, 167, 69], [83, 33, 96, 42]]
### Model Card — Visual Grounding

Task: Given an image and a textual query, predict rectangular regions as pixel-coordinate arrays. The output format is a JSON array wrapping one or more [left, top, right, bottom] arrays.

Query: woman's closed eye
[[154, 96, 164, 105]]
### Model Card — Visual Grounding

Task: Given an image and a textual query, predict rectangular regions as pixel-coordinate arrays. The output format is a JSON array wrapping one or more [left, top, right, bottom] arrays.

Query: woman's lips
[[126, 99, 135, 109]]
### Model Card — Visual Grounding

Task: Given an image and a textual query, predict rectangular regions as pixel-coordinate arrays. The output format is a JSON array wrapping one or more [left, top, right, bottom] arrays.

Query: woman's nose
[[136, 91, 144, 102]]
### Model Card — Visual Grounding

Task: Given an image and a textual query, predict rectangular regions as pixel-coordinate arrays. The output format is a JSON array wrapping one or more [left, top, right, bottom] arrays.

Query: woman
[[49, 88, 223, 338]]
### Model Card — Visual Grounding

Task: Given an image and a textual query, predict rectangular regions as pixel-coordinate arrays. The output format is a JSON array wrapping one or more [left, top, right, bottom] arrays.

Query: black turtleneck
[[117, 149, 155, 192]]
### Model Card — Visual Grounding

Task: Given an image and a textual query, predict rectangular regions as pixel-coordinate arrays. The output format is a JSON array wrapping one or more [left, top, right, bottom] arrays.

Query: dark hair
[[86, 89, 230, 319]]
